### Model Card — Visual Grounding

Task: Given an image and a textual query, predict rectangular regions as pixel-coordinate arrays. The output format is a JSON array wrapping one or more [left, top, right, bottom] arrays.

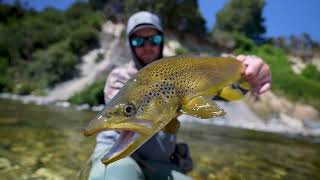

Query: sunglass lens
[[131, 35, 162, 47], [131, 37, 144, 47], [151, 35, 163, 45]]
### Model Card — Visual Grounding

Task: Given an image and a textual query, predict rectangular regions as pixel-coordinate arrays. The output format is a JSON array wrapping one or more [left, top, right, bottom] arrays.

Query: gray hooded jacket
[[95, 11, 176, 163], [126, 11, 164, 70]]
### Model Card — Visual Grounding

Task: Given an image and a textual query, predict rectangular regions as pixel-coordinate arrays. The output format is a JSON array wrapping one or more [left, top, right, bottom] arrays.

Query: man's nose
[[143, 41, 153, 48]]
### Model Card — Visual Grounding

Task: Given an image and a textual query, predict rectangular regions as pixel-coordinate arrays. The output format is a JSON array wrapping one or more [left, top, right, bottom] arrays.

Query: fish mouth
[[84, 119, 153, 165], [101, 129, 141, 164]]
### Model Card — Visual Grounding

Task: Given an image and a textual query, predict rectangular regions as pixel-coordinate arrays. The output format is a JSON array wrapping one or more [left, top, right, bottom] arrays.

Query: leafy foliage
[[0, 1, 31, 23], [213, 0, 266, 40], [90, 0, 207, 36], [28, 42, 79, 88], [210, 30, 256, 50], [69, 27, 99, 55], [234, 36, 320, 110], [302, 64, 320, 82], [69, 77, 105, 106], [95, 52, 105, 63], [0, 2, 103, 94], [175, 47, 189, 55]]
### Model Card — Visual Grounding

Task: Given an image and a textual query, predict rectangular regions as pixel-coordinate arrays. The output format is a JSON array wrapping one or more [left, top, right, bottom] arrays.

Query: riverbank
[[0, 93, 104, 112]]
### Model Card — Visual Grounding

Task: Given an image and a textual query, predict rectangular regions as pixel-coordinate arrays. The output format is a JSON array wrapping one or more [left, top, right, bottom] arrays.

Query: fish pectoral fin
[[218, 86, 244, 101], [180, 96, 225, 119], [218, 81, 251, 101]]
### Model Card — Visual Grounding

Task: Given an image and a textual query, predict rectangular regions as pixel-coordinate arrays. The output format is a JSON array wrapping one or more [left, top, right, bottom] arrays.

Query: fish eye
[[124, 104, 136, 116]]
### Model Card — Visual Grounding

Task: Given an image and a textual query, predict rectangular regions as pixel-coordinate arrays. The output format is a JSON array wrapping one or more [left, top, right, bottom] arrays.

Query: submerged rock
[[0, 117, 20, 125], [55, 101, 71, 108], [92, 104, 104, 111], [75, 104, 90, 111], [293, 104, 319, 121], [20, 155, 38, 167], [32, 168, 64, 180], [40, 154, 54, 164], [0, 157, 11, 170]]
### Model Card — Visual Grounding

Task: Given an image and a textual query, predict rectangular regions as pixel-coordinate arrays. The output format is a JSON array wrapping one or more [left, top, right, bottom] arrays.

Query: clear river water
[[0, 99, 319, 180]]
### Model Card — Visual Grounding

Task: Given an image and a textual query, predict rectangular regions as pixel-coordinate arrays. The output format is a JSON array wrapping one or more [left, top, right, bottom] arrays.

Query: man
[[88, 11, 271, 180]]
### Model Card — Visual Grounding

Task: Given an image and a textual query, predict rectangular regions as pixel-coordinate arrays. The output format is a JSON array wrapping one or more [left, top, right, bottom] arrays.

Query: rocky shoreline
[[0, 93, 104, 112]]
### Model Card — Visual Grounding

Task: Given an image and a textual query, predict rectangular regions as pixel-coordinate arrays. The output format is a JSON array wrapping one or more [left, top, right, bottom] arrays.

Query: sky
[[199, 0, 320, 42], [2, 0, 320, 42]]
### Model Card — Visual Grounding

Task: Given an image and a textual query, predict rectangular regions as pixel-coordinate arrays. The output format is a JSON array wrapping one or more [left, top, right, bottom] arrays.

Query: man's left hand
[[236, 55, 272, 96]]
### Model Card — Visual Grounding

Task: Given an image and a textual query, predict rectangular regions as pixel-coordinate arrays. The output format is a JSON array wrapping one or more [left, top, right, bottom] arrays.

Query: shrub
[[235, 43, 320, 110], [0, 2, 104, 94], [13, 81, 37, 95], [211, 31, 255, 51], [0, 57, 9, 92], [95, 52, 104, 63], [69, 77, 106, 106], [0, 74, 11, 92], [79, 13, 103, 31], [28, 42, 79, 88], [175, 47, 189, 55], [69, 27, 99, 55], [301, 64, 320, 82], [65, 2, 93, 20], [232, 32, 256, 52]]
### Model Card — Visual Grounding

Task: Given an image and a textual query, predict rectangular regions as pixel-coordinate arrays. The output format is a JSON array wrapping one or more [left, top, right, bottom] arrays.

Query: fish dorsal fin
[[180, 96, 225, 119]]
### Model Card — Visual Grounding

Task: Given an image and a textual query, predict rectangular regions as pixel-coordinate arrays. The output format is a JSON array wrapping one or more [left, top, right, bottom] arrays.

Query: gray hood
[[126, 11, 164, 70]]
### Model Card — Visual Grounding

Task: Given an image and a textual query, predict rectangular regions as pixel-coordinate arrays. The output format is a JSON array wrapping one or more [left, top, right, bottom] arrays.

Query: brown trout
[[84, 56, 249, 165]]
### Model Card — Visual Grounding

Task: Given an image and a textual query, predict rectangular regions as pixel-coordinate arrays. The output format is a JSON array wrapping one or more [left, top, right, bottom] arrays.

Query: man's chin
[[140, 55, 158, 63]]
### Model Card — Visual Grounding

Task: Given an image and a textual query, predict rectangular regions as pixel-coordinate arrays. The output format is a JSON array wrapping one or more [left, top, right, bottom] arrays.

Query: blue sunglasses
[[130, 35, 163, 47]]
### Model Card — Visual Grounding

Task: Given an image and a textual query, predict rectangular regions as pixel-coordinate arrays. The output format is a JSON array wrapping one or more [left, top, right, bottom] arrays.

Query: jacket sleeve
[[103, 67, 131, 102]]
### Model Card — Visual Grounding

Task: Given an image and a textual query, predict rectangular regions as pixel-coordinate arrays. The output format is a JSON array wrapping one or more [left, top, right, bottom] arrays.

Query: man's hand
[[236, 55, 272, 96]]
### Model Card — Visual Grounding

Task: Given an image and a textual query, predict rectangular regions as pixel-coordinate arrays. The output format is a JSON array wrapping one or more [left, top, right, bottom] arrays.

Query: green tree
[[90, 0, 207, 36], [213, 0, 266, 40], [124, 0, 207, 36], [0, 2, 103, 93], [28, 42, 79, 88]]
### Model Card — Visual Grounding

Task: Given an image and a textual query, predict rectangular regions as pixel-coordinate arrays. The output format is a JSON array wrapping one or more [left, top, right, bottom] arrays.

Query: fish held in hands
[[84, 56, 249, 165]]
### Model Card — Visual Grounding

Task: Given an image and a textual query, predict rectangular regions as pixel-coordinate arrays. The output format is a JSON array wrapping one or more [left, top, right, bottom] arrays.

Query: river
[[0, 99, 320, 179]]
